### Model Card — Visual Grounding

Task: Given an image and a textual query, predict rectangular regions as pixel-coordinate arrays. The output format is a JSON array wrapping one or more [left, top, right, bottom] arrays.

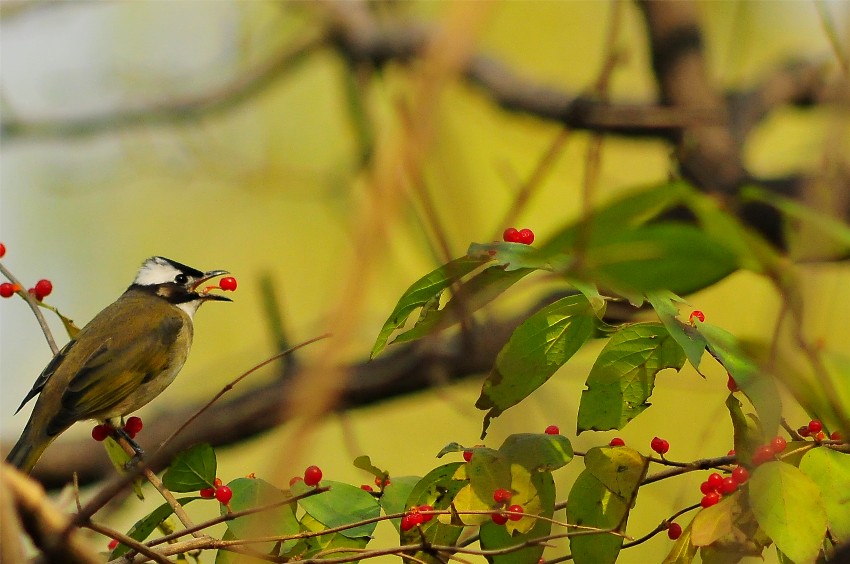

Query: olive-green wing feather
[[46, 314, 183, 434], [15, 339, 78, 413]]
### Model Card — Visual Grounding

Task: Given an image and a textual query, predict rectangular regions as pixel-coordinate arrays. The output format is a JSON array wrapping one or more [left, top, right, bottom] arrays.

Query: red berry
[[544, 425, 559, 435], [815, 430, 827, 441], [108, 539, 119, 550], [770, 435, 787, 453], [124, 416, 143, 436], [808, 420, 823, 434], [406, 508, 425, 527], [689, 310, 705, 324], [0, 283, 14, 298], [752, 445, 774, 465], [463, 450, 473, 462], [651, 437, 670, 455], [34, 279, 53, 300], [831, 431, 842, 441], [609, 437, 625, 447], [517, 228, 535, 245], [506, 504, 524, 521], [304, 465, 323, 486], [727, 449, 736, 456], [374, 475, 390, 488], [707, 473, 723, 489], [491, 512, 508, 525], [700, 492, 721, 508], [400, 514, 415, 531], [727, 373, 739, 392], [493, 488, 512, 504], [219, 277, 237, 291], [719, 477, 738, 495], [91, 424, 110, 442], [667, 522, 682, 540], [0, 243, 5, 258], [200, 487, 215, 498], [215, 485, 233, 504], [798, 426, 811, 437], [730, 468, 744, 483], [214, 477, 222, 486], [289, 476, 303, 486], [503, 228, 520, 243], [361, 484, 374, 492], [699, 481, 715, 495], [419, 504, 434, 523]]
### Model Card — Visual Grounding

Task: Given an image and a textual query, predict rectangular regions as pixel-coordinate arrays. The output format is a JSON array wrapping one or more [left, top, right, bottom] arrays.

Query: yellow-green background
[[1, 2, 848, 562]]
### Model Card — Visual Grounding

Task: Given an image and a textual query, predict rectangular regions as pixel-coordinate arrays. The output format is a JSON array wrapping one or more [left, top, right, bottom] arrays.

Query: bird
[[5, 256, 232, 474]]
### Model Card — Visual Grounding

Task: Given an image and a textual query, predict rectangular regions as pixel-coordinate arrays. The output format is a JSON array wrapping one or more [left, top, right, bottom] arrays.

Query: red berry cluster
[[698, 466, 749, 508], [400, 504, 435, 531], [91, 417, 144, 442], [750, 433, 789, 465], [651, 436, 670, 456], [503, 228, 535, 245], [1, 278, 52, 300], [200, 477, 232, 504], [374, 475, 391, 489], [91, 423, 112, 442], [490, 487, 524, 524], [797, 419, 828, 441]]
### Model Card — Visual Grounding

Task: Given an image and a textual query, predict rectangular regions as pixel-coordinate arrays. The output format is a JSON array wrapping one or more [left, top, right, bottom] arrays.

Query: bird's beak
[[193, 269, 233, 302]]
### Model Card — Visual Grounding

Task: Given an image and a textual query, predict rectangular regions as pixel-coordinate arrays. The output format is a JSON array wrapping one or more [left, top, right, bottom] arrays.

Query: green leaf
[[540, 181, 690, 255], [699, 323, 782, 436], [749, 462, 828, 563], [646, 291, 707, 369], [565, 471, 627, 564], [498, 433, 574, 472], [479, 471, 555, 564], [583, 446, 648, 501], [467, 241, 553, 271], [578, 223, 739, 295], [225, 478, 299, 553], [379, 476, 420, 527], [291, 479, 380, 539], [391, 266, 533, 345], [436, 442, 467, 458], [110, 498, 198, 558], [352, 454, 389, 484], [299, 513, 370, 560], [102, 437, 144, 499], [799, 447, 850, 541], [403, 463, 466, 564], [577, 323, 687, 432], [371, 255, 491, 358], [477, 294, 596, 437], [662, 521, 698, 564], [162, 444, 217, 492], [690, 493, 736, 546], [466, 448, 511, 506], [725, 394, 764, 465]]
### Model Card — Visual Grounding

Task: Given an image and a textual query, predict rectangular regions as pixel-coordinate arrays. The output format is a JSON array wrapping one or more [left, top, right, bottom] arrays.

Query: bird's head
[[131, 256, 232, 317]]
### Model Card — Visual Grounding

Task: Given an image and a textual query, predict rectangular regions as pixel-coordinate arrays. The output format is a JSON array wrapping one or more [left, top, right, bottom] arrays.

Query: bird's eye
[[175, 274, 188, 285]]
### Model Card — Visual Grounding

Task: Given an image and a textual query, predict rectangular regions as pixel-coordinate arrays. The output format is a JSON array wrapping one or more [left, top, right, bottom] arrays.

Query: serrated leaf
[[646, 291, 707, 369], [291, 479, 380, 539], [498, 433, 573, 472], [371, 255, 490, 358], [577, 323, 686, 432], [565, 471, 627, 564], [749, 462, 827, 563], [391, 266, 533, 345], [699, 323, 782, 436], [110, 498, 198, 558], [799, 447, 850, 541], [477, 294, 596, 437], [162, 443, 217, 492], [225, 478, 299, 553], [479, 471, 555, 564]]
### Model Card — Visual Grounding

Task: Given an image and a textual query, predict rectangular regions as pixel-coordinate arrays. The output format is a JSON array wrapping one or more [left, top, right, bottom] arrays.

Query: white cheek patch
[[134, 257, 182, 286], [176, 299, 203, 318]]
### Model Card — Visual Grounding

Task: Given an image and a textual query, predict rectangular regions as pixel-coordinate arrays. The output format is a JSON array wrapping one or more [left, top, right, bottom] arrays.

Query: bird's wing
[[15, 339, 78, 413], [46, 312, 184, 434]]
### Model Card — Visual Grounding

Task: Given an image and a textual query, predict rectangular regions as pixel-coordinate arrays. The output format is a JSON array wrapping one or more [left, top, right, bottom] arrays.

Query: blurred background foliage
[[1, 1, 848, 562]]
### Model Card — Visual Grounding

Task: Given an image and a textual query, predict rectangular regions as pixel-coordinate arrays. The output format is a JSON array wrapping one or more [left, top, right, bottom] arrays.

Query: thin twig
[[0, 261, 58, 354]]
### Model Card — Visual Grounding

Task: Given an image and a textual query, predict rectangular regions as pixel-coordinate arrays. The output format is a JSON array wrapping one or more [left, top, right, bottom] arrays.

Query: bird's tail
[[5, 421, 52, 474]]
